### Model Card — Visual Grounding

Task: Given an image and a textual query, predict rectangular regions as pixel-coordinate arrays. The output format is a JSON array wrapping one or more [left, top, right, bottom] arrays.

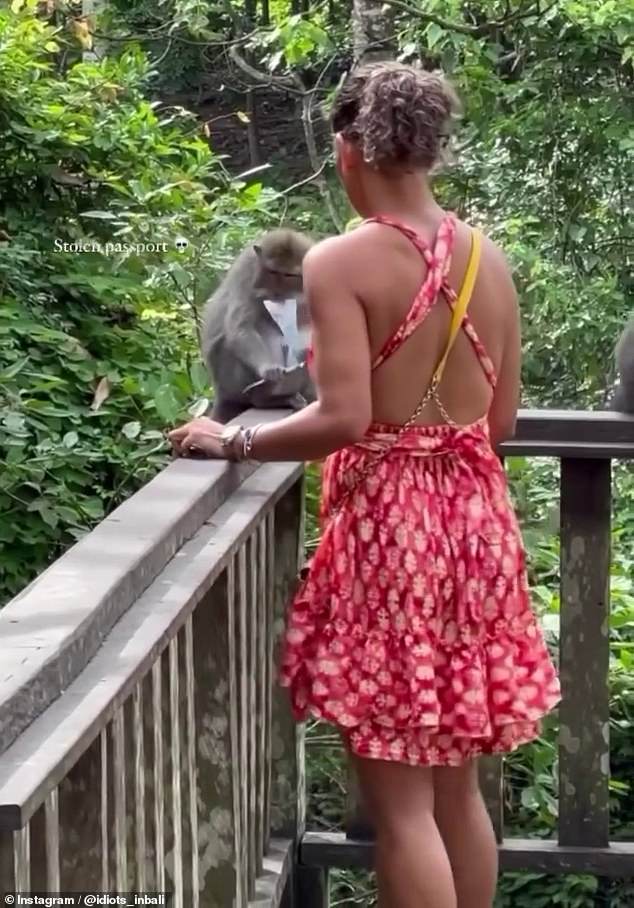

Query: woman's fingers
[[168, 423, 189, 442]]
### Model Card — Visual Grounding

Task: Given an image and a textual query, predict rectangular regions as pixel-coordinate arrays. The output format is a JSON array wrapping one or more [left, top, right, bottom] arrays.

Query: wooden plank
[[151, 660, 166, 893], [184, 616, 199, 908], [248, 533, 259, 885], [500, 409, 634, 460], [263, 510, 275, 852], [559, 458, 611, 848], [300, 831, 634, 877], [14, 825, 30, 892], [113, 708, 128, 891], [0, 462, 302, 833], [101, 729, 109, 889], [27, 792, 59, 892], [175, 626, 193, 905], [48, 732, 103, 890], [256, 519, 268, 866], [237, 545, 251, 899], [132, 683, 147, 892], [345, 766, 373, 841], [479, 757, 504, 843], [190, 565, 244, 908], [500, 439, 633, 459], [25, 802, 46, 891], [270, 480, 306, 840], [45, 789, 60, 891], [169, 637, 184, 908]]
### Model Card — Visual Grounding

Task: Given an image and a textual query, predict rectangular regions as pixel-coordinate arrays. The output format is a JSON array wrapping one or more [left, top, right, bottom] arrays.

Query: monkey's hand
[[288, 393, 307, 411], [261, 366, 285, 383], [167, 417, 226, 459]]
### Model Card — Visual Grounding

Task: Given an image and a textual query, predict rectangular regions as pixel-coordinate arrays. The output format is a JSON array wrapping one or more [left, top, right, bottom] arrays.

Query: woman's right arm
[[487, 252, 521, 448]]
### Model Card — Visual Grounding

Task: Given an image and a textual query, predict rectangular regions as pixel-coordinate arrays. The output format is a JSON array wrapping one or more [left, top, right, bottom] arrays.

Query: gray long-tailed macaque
[[612, 317, 634, 414], [202, 228, 316, 423]]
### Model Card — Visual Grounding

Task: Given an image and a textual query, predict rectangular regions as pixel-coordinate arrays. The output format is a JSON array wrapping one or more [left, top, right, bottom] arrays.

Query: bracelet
[[241, 424, 263, 460]]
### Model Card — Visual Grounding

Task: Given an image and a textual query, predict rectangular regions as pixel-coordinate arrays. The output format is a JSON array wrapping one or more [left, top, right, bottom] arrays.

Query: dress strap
[[363, 215, 436, 266], [431, 229, 482, 387], [371, 215, 457, 369]]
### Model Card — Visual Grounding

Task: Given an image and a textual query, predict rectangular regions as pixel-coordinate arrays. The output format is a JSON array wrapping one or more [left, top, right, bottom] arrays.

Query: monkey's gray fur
[[202, 229, 316, 423], [612, 316, 634, 414]]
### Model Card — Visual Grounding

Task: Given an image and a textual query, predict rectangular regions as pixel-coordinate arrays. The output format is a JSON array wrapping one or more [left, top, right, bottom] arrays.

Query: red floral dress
[[280, 215, 561, 767]]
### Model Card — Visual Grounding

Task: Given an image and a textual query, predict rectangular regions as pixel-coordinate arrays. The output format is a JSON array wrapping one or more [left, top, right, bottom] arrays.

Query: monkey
[[612, 317, 634, 414], [201, 228, 316, 423]]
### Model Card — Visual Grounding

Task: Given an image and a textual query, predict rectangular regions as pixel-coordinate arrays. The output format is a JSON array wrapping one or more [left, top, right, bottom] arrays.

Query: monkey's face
[[258, 262, 303, 301]]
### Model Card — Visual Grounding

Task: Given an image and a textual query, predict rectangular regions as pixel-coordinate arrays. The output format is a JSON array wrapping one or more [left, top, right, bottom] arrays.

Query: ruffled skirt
[[280, 421, 561, 767]]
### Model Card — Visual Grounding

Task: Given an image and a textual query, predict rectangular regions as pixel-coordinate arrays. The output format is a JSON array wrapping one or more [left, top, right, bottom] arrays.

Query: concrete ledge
[[0, 409, 293, 756]]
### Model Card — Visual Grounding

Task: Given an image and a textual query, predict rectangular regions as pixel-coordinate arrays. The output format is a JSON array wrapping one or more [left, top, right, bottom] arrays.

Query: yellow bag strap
[[431, 228, 482, 387]]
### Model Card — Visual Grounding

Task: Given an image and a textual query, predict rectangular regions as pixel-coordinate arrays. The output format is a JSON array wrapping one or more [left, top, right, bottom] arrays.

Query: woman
[[169, 63, 560, 908]]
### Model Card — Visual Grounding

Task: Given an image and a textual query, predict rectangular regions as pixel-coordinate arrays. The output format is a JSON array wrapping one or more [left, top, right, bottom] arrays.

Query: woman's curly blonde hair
[[331, 62, 461, 171]]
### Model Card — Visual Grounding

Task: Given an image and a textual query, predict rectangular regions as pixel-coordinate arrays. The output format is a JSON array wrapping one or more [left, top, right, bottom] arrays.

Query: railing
[[0, 410, 305, 908], [0, 409, 633, 907], [300, 409, 634, 903]]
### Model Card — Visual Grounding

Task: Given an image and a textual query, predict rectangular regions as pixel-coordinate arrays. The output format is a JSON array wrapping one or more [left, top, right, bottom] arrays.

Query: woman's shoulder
[[451, 217, 511, 269], [302, 226, 378, 280]]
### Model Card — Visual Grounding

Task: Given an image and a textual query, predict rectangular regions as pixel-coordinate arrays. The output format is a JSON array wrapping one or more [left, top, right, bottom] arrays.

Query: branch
[[381, 0, 479, 35], [228, 45, 301, 94], [382, 0, 559, 38], [282, 160, 327, 194], [300, 91, 343, 231]]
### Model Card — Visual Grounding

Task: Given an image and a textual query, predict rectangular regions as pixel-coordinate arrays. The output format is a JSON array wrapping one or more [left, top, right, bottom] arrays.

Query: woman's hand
[[167, 417, 226, 459]]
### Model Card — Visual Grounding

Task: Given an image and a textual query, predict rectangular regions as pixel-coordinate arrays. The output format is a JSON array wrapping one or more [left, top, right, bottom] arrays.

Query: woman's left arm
[[169, 237, 373, 462]]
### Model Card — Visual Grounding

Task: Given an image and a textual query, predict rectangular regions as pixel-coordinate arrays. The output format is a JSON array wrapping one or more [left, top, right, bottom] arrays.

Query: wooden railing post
[[269, 479, 309, 905], [559, 458, 611, 848]]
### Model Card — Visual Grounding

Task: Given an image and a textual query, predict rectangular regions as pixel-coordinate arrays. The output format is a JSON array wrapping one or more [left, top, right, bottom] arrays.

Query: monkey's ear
[[253, 244, 262, 257]]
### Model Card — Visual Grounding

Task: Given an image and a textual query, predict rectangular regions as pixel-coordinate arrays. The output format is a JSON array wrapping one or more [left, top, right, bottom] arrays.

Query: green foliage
[[0, 5, 276, 603]]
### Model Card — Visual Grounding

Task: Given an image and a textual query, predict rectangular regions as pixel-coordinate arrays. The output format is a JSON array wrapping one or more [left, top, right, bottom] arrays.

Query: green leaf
[[3, 413, 27, 434], [426, 22, 444, 49], [63, 431, 79, 448], [189, 398, 210, 418], [122, 421, 142, 440], [82, 498, 105, 520], [153, 385, 179, 422], [0, 357, 29, 380]]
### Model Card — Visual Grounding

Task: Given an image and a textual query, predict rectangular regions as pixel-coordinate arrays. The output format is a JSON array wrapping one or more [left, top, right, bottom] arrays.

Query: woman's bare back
[[348, 214, 519, 429]]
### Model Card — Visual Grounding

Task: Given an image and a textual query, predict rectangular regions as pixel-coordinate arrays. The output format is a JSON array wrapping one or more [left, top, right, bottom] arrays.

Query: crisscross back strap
[[431, 228, 482, 386], [324, 228, 483, 522]]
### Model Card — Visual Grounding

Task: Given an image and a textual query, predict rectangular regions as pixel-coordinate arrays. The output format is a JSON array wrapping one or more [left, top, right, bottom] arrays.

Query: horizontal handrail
[[503, 408, 634, 459], [0, 409, 296, 757], [0, 461, 301, 831]]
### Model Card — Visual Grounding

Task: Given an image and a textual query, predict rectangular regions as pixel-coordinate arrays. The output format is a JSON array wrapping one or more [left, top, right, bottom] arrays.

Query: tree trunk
[[245, 89, 262, 167], [244, 0, 257, 26], [351, 0, 395, 64], [261, 0, 270, 26]]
